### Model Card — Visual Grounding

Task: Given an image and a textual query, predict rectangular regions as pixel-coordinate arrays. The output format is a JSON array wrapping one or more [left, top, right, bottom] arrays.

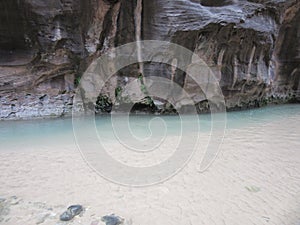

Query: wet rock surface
[[101, 214, 124, 225], [0, 0, 299, 119], [59, 205, 84, 221]]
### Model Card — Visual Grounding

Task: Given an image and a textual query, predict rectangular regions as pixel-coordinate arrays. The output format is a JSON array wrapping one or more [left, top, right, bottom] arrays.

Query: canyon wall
[[0, 0, 299, 119]]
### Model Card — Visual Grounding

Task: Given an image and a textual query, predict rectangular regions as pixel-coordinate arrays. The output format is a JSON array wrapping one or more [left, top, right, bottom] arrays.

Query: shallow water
[[0, 104, 300, 225], [0, 104, 300, 151]]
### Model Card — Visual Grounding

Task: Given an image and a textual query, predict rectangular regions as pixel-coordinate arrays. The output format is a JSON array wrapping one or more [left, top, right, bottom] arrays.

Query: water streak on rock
[[135, 0, 143, 75]]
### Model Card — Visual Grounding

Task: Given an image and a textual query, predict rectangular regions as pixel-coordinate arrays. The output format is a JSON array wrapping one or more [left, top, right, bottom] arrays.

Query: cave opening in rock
[[0, 1, 28, 51], [130, 102, 158, 114], [0, 1, 36, 66]]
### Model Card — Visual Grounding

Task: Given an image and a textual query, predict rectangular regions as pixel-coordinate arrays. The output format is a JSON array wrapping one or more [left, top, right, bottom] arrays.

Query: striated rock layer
[[0, 0, 299, 119]]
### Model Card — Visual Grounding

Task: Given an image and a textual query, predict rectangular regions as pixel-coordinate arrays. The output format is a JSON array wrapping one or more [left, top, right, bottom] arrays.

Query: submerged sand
[[0, 112, 300, 225]]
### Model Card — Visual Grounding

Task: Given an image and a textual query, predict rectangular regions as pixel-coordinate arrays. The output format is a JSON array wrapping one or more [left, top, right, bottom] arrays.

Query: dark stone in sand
[[59, 205, 83, 221], [101, 214, 124, 225]]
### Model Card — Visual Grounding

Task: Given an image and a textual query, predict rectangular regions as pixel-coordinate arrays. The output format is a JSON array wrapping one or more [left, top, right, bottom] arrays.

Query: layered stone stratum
[[0, 0, 299, 119]]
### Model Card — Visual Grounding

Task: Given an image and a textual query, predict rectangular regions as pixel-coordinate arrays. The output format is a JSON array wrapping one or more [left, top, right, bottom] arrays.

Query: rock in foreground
[[59, 205, 83, 221], [101, 214, 124, 225]]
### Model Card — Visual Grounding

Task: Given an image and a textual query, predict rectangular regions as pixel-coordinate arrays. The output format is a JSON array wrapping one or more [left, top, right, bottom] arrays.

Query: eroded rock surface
[[0, 0, 299, 119]]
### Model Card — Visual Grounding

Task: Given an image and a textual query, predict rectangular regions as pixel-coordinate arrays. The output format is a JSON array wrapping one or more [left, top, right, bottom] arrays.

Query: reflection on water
[[0, 104, 299, 151]]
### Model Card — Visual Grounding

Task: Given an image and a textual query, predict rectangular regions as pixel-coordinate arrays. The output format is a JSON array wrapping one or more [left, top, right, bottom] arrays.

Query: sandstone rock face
[[0, 0, 299, 119], [143, 0, 300, 111], [0, 0, 120, 119]]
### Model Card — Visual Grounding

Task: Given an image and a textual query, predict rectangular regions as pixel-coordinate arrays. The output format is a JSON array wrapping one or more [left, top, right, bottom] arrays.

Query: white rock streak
[[247, 46, 256, 77], [135, 0, 143, 75]]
